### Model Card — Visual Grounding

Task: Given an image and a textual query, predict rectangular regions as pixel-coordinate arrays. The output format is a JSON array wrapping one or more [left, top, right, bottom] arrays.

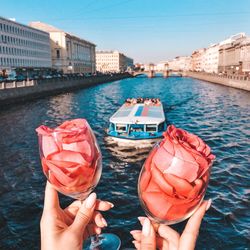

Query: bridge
[[131, 70, 183, 78]]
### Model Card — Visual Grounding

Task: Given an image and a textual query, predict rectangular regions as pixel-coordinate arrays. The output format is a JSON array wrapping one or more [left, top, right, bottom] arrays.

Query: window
[[146, 124, 157, 132], [116, 124, 127, 132], [158, 122, 165, 132], [130, 124, 144, 132], [56, 49, 60, 59]]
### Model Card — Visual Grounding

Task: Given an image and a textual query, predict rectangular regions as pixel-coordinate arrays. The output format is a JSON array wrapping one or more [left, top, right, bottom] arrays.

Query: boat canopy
[[109, 103, 165, 125]]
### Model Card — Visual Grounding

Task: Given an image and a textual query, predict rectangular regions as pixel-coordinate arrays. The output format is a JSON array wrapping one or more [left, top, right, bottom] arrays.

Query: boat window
[[130, 124, 144, 132], [116, 124, 127, 132], [109, 123, 115, 130], [158, 122, 165, 132], [146, 124, 157, 132]]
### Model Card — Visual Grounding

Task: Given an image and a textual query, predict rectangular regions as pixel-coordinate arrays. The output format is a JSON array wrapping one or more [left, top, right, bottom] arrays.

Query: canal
[[0, 76, 249, 249]]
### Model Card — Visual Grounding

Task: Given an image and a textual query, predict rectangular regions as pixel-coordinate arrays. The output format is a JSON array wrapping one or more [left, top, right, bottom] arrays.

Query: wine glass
[[36, 119, 121, 250], [138, 125, 214, 225]]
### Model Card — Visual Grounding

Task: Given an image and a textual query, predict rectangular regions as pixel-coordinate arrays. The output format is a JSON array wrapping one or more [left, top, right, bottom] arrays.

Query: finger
[[83, 224, 102, 240], [158, 224, 180, 249], [131, 230, 169, 250], [140, 217, 156, 250], [138, 216, 159, 232], [130, 230, 142, 241], [132, 240, 140, 250], [44, 181, 59, 211], [179, 199, 211, 250], [64, 201, 81, 219], [70, 193, 97, 234], [95, 200, 114, 211], [93, 211, 108, 228]]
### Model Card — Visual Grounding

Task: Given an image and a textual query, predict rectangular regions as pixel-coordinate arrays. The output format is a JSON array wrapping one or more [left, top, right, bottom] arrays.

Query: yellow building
[[96, 50, 133, 73], [29, 22, 96, 74]]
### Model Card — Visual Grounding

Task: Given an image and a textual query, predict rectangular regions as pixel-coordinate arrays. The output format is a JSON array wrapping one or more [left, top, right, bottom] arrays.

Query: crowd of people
[[125, 97, 161, 106]]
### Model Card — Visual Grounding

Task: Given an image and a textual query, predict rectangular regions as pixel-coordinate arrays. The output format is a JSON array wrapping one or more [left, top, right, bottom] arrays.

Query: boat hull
[[105, 135, 161, 148]]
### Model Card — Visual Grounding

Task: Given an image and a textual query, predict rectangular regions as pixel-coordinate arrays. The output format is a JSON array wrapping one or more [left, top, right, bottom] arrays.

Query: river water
[[0, 76, 249, 249]]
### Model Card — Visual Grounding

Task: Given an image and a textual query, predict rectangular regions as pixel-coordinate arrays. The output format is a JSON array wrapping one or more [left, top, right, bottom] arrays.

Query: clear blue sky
[[1, 0, 250, 63]]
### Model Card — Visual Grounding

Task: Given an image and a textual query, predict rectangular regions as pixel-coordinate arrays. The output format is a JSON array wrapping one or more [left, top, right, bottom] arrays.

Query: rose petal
[[146, 179, 163, 193], [142, 192, 172, 220], [139, 171, 151, 192], [62, 141, 93, 162], [164, 156, 199, 182], [152, 147, 174, 172], [166, 198, 201, 221], [36, 125, 53, 136], [42, 135, 59, 158], [49, 150, 88, 165], [151, 166, 173, 196], [187, 179, 204, 199], [163, 173, 193, 197]]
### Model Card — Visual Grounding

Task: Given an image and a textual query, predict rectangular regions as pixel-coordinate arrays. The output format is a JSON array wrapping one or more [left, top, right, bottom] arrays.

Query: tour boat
[[106, 98, 166, 148]]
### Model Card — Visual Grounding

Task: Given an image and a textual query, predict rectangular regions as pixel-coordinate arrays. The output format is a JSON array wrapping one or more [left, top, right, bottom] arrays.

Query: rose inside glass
[[36, 119, 102, 200], [138, 125, 215, 224]]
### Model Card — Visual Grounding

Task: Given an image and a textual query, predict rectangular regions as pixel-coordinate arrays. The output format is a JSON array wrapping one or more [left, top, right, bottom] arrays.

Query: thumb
[[71, 193, 97, 234], [140, 218, 156, 250]]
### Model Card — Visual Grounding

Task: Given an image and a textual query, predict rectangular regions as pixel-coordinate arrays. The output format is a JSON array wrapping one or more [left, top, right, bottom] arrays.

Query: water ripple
[[0, 77, 249, 249]]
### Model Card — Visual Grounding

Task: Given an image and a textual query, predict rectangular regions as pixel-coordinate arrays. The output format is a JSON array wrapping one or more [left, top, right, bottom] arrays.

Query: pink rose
[[36, 119, 101, 197], [139, 125, 215, 222]]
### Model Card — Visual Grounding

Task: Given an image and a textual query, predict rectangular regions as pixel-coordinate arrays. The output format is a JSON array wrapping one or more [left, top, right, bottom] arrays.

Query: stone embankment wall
[[0, 73, 131, 106], [185, 72, 250, 92]]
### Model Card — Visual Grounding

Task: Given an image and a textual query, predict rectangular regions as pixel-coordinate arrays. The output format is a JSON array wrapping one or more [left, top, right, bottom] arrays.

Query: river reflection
[[0, 77, 249, 249]]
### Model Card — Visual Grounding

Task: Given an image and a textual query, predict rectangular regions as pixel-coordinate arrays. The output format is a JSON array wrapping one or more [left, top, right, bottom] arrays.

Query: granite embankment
[[0, 73, 132, 106], [185, 71, 250, 91]]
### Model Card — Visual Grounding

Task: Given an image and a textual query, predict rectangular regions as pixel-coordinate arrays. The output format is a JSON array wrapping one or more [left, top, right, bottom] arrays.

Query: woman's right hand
[[130, 199, 211, 250]]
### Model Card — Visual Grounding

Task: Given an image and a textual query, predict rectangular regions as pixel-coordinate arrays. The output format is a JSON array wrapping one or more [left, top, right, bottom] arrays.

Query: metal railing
[[0, 79, 36, 90], [189, 72, 250, 81]]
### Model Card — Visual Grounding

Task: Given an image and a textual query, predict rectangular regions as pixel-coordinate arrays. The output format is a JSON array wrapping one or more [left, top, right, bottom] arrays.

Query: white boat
[[106, 98, 166, 148]]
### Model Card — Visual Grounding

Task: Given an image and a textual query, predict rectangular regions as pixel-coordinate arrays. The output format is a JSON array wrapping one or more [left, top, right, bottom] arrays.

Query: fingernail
[[138, 216, 146, 221], [206, 199, 212, 211], [102, 217, 108, 227], [130, 230, 141, 235], [85, 193, 97, 209], [107, 202, 114, 208], [142, 218, 151, 236]]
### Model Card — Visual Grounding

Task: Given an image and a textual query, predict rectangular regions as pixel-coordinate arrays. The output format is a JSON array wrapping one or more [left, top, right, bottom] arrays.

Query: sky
[[1, 0, 250, 63]]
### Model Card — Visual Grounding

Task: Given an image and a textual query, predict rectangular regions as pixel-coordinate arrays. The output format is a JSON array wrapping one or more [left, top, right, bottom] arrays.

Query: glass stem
[[90, 234, 102, 249]]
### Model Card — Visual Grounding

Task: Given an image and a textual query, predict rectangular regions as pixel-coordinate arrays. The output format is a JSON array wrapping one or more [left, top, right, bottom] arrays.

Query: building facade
[[191, 48, 206, 72], [29, 22, 96, 74], [0, 16, 51, 76], [218, 34, 250, 75], [96, 50, 133, 73], [202, 44, 219, 73]]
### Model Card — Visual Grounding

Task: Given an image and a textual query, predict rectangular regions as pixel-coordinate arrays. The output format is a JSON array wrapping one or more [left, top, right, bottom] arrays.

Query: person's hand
[[40, 182, 114, 250], [130, 199, 211, 250]]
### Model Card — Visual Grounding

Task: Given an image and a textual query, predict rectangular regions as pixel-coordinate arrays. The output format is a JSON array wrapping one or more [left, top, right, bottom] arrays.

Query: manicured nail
[[142, 218, 151, 236], [206, 199, 212, 211], [130, 230, 141, 235], [107, 202, 114, 208], [102, 217, 108, 227], [138, 216, 146, 221], [85, 193, 97, 209]]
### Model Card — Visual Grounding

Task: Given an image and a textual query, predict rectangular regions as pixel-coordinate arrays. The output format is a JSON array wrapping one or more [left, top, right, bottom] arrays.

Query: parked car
[[0, 76, 6, 83], [16, 75, 27, 81]]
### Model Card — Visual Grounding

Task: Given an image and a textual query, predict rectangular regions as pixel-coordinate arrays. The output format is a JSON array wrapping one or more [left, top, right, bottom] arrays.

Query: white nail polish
[[206, 199, 212, 211], [142, 218, 151, 236], [85, 193, 97, 209]]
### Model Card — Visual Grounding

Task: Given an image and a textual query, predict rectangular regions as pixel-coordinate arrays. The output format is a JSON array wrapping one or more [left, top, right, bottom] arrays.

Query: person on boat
[[41, 183, 211, 250]]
